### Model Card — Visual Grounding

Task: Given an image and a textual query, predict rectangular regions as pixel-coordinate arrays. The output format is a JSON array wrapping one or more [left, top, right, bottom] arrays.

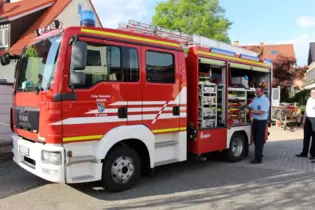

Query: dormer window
[[0, 24, 9, 49], [270, 50, 279, 55], [78, 4, 83, 15]]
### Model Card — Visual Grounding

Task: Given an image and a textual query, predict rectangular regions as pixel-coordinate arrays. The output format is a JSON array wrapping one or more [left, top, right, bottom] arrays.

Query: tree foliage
[[152, 0, 233, 43], [272, 55, 307, 88]]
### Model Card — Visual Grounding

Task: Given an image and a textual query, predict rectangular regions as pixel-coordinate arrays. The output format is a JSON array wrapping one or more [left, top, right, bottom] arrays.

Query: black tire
[[101, 146, 141, 192], [227, 132, 247, 162]]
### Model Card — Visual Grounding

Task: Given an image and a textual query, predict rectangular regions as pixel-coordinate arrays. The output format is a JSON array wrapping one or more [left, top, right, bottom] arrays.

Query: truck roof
[[74, 26, 184, 51]]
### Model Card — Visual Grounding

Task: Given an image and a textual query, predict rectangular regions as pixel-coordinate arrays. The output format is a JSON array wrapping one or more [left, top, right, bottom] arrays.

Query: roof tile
[[9, 0, 72, 54], [240, 44, 296, 61], [0, 0, 54, 19], [8, 0, 103, 55]]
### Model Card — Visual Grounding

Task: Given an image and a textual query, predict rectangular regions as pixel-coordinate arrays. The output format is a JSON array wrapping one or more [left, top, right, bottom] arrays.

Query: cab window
[[146, 50, 175, 83], [71, 42, 139, 88]]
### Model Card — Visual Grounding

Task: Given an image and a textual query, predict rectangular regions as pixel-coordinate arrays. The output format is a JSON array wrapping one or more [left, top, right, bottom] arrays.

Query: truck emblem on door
[[97, 102, 105, 113]]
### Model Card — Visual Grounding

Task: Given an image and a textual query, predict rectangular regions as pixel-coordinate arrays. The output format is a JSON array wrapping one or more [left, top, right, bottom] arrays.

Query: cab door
[[62, 37, 129, 143], [121, 43, 142, 126], [141, 47, 180, 135]]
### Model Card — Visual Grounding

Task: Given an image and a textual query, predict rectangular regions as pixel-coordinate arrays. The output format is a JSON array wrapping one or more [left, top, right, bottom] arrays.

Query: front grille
[[13, 107, 40, 132]]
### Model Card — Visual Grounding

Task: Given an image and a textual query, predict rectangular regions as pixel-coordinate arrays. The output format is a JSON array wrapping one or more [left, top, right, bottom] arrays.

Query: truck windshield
[[16, 35, 61, 91]]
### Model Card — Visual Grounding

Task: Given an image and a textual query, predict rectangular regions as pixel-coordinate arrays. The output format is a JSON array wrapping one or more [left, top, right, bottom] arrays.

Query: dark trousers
[[252, 119, 267, 161], [302, 117, 315, 156]]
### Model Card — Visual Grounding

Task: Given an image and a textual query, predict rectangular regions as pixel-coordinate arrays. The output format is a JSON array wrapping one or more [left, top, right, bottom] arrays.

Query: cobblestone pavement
[[1, 126, 314, 209]]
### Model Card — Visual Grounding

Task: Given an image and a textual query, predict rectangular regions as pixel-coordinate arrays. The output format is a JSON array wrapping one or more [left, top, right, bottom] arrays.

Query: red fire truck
[[0, 13, 272, 192]]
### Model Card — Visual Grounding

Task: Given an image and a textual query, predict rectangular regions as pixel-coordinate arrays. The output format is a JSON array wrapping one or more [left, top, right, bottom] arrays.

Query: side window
[[146, 51, 175, 83], [72, 43, 122, 88], [124, 48, 139, 82]]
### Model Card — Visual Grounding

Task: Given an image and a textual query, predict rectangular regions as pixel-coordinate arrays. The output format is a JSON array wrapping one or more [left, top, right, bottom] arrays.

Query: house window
[[270, 50, 279, 55], [78, 4, 83, 15], [0, 24, 9, 49]]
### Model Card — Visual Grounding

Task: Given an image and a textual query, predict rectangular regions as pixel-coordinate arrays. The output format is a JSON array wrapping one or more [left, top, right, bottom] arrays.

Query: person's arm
[[250, 99, 270, 115], [240, 100, 253, 109]]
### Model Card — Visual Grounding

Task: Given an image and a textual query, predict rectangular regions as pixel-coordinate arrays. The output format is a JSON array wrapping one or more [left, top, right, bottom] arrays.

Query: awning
[[229, 62, 270, 72], [199, 57, 226, 66]]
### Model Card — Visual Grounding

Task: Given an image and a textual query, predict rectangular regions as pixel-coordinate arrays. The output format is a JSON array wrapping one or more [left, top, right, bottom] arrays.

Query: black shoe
[[310, 156, 315, 160], [250, 159, 262, 164], [296, 153, 307, 158]]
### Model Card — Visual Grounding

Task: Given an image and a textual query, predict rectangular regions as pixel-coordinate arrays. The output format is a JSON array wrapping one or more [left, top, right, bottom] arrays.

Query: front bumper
[[12, 134, 66, 183]]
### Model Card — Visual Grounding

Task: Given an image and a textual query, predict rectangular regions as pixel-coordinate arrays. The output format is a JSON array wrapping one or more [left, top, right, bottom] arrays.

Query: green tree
[[152, 0, 233, 43]]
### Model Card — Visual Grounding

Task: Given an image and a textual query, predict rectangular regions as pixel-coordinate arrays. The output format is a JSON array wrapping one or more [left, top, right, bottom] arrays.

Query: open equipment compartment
[[228, 62, 271, 126], [197, 57, 226, 129]]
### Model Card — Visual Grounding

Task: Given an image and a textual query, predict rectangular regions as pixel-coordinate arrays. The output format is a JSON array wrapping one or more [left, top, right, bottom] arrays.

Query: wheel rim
[[231, 137, 243, 157], [111, 156, 135, 183]]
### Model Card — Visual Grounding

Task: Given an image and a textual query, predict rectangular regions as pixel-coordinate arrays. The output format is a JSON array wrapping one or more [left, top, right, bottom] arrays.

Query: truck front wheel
[[101, 146, 141, 192]]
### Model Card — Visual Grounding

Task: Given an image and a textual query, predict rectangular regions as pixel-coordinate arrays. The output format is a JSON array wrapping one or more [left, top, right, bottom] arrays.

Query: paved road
[[0, 85, 12, 143], [1, 128, 314, 210]]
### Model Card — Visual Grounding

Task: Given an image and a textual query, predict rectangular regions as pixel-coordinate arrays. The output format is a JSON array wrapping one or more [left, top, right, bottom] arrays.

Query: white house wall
[[56, 0, 102, 28], [1, 62, 14, 83]]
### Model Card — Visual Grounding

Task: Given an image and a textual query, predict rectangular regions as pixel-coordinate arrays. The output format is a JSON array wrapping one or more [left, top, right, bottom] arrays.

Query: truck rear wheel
[[101, 146, 141, 192], [227, 132, 246, 162]]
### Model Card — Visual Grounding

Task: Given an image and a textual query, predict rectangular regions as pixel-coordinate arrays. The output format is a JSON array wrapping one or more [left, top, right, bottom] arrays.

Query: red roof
[[240, 44, 296, 61], [5, 0, 103, 55], [0, 0, 54, 20]]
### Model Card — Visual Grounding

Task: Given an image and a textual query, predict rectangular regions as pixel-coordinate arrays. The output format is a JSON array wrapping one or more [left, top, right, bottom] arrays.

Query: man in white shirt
[[296, 88, 315, 160]]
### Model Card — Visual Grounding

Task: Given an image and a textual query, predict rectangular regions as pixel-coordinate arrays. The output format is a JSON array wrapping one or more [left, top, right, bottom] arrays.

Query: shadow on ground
[[69, 139, 313, 209], [0, 139, 311, 209], [0, 161, 47, 199]]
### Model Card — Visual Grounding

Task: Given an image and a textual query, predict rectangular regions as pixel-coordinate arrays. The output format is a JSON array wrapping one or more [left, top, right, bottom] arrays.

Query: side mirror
[[0, 53, 11, 66], [70, 71, 85, 85], [70, 41, 87, 70]]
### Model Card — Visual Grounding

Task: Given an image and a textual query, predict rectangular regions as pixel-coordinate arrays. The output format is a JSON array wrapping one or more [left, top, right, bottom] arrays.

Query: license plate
[[19, 145, 29, 156]]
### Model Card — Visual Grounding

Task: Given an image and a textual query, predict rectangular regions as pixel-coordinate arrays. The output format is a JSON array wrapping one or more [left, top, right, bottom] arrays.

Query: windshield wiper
[[23, 85, 43, 95], [13, 87, 25, 95]]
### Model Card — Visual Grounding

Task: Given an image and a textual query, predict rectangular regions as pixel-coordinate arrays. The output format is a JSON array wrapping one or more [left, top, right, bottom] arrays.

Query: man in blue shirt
[[244, 85, 270, 164]]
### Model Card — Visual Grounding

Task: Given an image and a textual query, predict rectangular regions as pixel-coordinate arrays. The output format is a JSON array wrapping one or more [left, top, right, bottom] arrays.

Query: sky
[[92, 0, 315, 66]]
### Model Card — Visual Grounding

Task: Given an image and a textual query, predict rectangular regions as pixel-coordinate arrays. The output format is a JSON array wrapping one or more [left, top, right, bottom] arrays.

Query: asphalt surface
[[1, 136, 315, 210]]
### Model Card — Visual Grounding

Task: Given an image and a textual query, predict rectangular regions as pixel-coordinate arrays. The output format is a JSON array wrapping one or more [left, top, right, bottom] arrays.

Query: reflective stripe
[[152, 127, 187, 134], [197, 51, 271, 67], [81, 28, 181, 48], [63, 135, 103, 142]]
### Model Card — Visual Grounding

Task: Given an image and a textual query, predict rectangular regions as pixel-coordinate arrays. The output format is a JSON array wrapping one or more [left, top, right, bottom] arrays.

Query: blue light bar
[[240, 54, 260, 62], [264, 59, 272, 64], [210, 47, 236, 56], [80, 10, 95, 27]]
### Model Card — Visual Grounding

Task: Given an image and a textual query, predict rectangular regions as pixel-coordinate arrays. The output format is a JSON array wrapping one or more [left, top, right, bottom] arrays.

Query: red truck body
[[4, 22, 272, 192]]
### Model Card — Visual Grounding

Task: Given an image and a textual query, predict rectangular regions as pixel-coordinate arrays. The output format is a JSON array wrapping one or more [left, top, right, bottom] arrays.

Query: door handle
[[172, 106, 180, 116], [118, 107, 128, 118]]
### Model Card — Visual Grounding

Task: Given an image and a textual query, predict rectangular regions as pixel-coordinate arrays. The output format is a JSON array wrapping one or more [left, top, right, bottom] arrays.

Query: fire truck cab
[[0, 12, 272, 192]]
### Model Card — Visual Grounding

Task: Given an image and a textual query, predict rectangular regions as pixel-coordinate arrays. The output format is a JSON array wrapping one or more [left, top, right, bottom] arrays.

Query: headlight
[[42, 151, 62, 165]]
